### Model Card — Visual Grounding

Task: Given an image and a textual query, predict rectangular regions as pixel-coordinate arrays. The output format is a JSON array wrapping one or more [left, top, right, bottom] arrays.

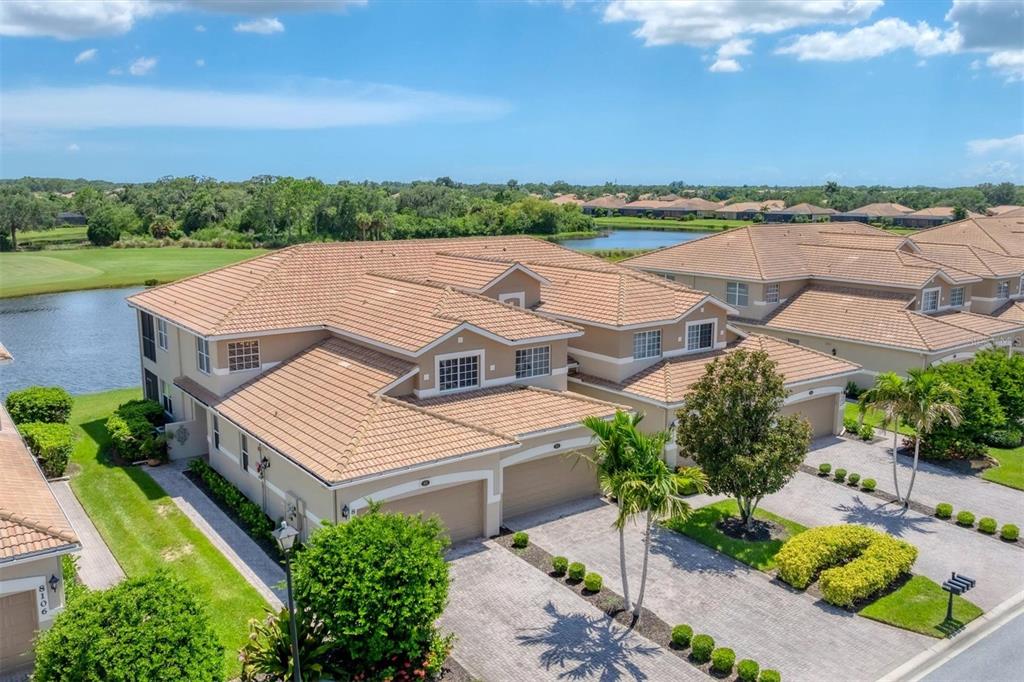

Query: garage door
[[1, 591, 37, 671], [503, 452, 600, 520], [381, 481, 484, 543], [781, 396, 836, 438]]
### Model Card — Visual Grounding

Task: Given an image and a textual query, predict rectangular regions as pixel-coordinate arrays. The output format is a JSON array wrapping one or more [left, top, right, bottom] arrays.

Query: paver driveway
[[508, 500, 927, 682], [441, 539, 705, 682]]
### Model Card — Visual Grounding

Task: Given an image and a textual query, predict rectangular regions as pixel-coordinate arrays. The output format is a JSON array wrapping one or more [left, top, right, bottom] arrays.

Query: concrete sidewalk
[[52, 480, 125, 589]]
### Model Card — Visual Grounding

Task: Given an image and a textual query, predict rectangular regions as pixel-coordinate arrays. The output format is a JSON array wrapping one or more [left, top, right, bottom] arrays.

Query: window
[[212, 415, 220, 451], [241, 434, 249, 472], [921, 288, 940, 312], [633, 330, 662, 359], [438, 354, 480, 392], [515, 346, 550, 378], [159, 379, 173, 416], [196, 337, 211, 374], [765, 283, 780, 304], [997, 280, 1010, 299], [141, 312, 156, 361], [726, 281, 749, 306], [228, 340, 260, 372], [157, 319, 168, 351], [950, 287, 965, 307], [686, 322, 714, 351], [499, 292, 525, 307]]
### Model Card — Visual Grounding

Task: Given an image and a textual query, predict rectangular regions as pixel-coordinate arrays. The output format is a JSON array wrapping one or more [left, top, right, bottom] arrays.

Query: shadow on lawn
[[516, 601, 660, 681], [78, 417, 168, 502], [833, 496, 937, 537]]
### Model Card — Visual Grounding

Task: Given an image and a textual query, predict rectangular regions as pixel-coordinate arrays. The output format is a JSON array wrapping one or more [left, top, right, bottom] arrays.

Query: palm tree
[[858, 372, 910, 502], [901, 369, 962, 506]]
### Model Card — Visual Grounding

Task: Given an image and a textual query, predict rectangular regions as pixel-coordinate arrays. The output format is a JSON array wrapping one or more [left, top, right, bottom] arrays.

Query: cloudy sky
[[1, 0, 1022, 185]]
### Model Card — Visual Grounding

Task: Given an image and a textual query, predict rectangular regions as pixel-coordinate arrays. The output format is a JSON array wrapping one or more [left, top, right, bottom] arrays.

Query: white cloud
[[709, 58, 742, 73], [129, 56, 157, 76], [234, 17, 284, 34], [967, 133, 1024, 155], [66, 143, 80, 153], [109, 67, 124, 76], [194, 24, 206, 32], [196, 58, 206, 67], [709, 38, 750, 72], [776, 18, 961, 61], [946, 0, 1023, 51], [1, 83, 510, 131], [74, 48, 98, 63], [986, 49, 1024, 82]]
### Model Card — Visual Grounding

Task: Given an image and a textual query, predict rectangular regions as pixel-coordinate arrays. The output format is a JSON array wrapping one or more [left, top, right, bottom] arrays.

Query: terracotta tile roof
[[0, 342, 11, 364], [573, 334, 859, 405], [716, 200, 785, 213], [987, 205, 1024, 216], [582, 195, 628, 209], [843, 203, 914, 217], [761, 286, 1015, 353], [930, 310, 1024, 337], [905, 207, 982, 219], [663, 197, 724, 211], [993, 300, 1024, 323], [0, 405, 79, 562], [911, 216, 1024, 257], [424, 254, 547, 291], [769, 203, 837, 215], [909, 243, 1024, 278], [550, 194, 583, 205]]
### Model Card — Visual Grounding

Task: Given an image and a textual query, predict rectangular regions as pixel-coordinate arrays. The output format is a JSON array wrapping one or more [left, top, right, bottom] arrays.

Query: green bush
[[240, 607, 345, 682], [935, 503, 953, 519], [760, 670, 782, 682], [861, 478, 876, 492], [1000, 524, 1019, 541], [985, 429, 1023, 448], [923, 362, 1007, 460], [567, 562, 586, 581], [19, 421, 74, 477], [690, 634, 715, 663], [834, 468, 847, 483], [845, 381, 863, 400], [858, 424, 875, 441], [711, 648, 735, 674], [583, 572, 603, 592], [843, 417, 859, 433], [512, 531, 529, 548], [818, 463, 832, 475], [551, 556, 568, 575], [776, 525, 918, 606], [5, 386, 73, 424], [106, 399, 167, 462], [186, 459, 274, 541], [978, 517, 997, 534], [737, 659, 760, 682], [34, 572, 223, 681], [291, 505, 452, 677], [956, 511, 975, 527], [847, 472, 861, 486], [671, 624, 693, 648]]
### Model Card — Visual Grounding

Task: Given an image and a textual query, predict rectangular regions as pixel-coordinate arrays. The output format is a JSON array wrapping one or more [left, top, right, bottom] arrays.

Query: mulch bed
[[439, 657, 474, 681], [717, 516, 788, 543], [182, 467, 283, 562]]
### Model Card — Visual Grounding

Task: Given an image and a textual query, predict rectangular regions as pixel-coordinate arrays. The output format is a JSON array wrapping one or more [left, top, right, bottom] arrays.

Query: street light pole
[[273, 521, 302, 682]]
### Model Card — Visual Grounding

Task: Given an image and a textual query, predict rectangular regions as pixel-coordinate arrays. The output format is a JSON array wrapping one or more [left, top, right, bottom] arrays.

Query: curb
[[877, 590, 1024, 682]]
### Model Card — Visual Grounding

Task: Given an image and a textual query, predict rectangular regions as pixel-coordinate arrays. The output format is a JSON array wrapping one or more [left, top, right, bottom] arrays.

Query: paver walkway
[[805, 436, 1024, 527], [146, 459, 284, 608], [508, 499, 927, 682], [760, 471, 1024, 610], [441, 539, 705, 682], [51, 480, 124, 589]]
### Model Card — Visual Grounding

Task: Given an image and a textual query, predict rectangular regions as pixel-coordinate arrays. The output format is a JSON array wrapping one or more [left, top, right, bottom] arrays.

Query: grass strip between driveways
[[859, 575, 983, 638], [68, 389, 268, 679], [982, 446, 1024, 491]]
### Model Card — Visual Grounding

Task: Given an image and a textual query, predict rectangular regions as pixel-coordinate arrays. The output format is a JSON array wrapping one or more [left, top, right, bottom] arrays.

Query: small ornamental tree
[[676, 349, 812, 527], [291, 504, 452, 677], [34, 572, 223, 681]]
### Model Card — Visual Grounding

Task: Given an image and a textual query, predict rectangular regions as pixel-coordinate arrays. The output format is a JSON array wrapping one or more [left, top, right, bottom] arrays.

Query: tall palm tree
[[901, 368, 962, 506], [858, 372, 910, 502]]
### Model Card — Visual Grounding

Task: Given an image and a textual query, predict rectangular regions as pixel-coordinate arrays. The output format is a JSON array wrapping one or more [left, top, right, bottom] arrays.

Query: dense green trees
[[0, 185, 57, 250]]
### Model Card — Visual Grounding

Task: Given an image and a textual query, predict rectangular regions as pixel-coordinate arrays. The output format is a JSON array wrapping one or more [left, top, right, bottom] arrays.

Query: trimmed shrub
[[986, 429, 1023, 449], [775, 524, 917, 606], [690, 635, 715, 663], [935, 503, 953, 519], [978, 517, 997, 534], [567, 562, 586, 581], [671, 624, 693, 648], [512, 531, 529, 548], [106, 399, 167, 463], [834, 468, 847, 483], [1001, 524, 1019, 541], [583, 572, 603, 592], [5, 386, 73, 424], [843, 417, 859, 434], [847, 473, 861, 486], [551, 556, 569, 575], [956, 511, 975, 527], [818, 463, 832, 475], [19, 421, 74, 477], [737, 659, 760, 682], [187, 459, 274, 541], [760, 670, 782, 682], [711, 648, 736, 674], [845, 381, 863, 399], [858, 424, 875, 441], [861, 478, 877, 492]]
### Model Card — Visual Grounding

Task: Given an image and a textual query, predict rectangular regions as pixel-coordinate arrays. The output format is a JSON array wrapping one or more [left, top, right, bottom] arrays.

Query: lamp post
[[273, 521, 301, 682]]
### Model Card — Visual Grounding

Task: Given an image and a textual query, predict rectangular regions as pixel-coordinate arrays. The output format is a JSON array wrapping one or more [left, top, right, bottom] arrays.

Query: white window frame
[[212, 415, 220, 451], [159, 379, 173, 417], [196, 337, 211, 374], [765, 282, 780, 304], [498, 291, 525, 307], [227, 340, 261, 372], [157, 319, 169, 351], [240, 434, 249, 472], [436, 351, 482, 393], [949, 286, 965, 307], [997, 280, 1010, 299], [921, 287, 940, 312], [726, 281, 749, 307], [685, 319, 716, 352], [633, 330, 662, 360], [515, 345, 551, 379]]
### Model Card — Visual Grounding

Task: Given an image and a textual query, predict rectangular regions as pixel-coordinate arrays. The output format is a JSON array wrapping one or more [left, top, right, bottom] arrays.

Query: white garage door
[[781, 395, 837, 438], [381, 481, 485, 543], [1, 590, 37, 672], [503, 452, 600, 520]]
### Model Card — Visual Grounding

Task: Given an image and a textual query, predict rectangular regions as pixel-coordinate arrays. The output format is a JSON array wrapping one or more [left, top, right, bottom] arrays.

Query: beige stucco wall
[[970, 277, 1022, 315], [0, 552, 68, 642], [212, 331, 328, 394], [481, 269, 542, 308]]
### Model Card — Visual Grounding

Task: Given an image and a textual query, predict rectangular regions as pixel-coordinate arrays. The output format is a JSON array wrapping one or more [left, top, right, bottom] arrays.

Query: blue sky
[[1, 0, 1022, 186]]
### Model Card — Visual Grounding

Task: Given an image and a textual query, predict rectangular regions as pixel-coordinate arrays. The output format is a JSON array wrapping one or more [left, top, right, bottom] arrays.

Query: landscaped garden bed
[[859, 575, 983, 637]]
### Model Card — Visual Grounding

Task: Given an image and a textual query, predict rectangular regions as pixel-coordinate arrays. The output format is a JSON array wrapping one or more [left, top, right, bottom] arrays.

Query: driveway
[[441, 539, 705, 682], [507, 500, 927, 682], [805, 436, 1023, 527]]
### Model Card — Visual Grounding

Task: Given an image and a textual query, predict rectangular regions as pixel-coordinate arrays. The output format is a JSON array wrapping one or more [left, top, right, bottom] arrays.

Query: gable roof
[[842, 202, 914, 217], [911, 216, 1024, 257], [768, 203, 837, 215], [716, 200, 785, 213], [908, 242, 1024, 278], [582, 195, 628, 209], [994, 300, 1024, 323], [986, 205, 1023, 216]]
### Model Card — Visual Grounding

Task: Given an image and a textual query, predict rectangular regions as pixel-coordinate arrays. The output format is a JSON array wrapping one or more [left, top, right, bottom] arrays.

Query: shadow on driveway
[[832, 496, 938, 537]]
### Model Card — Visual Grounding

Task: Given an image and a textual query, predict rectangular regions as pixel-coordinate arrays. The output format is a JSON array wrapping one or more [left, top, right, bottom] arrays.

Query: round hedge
[[935, 503, 953, 519], [978, 517, 997, 534], [760, 669, 782, 682], [690, 634, 715, 663], [956, 511, 975, 527], [671, 624, 693, 648], [583, 572, 603, 592], [711, 647, 735, 674], [551, 556, 568, 575], [512, 531, 529, 548], [5, 386, 73, 425], [737, 659, 760, 682], [1001, 524, 1019, 542], [568, 562, 586, 581]]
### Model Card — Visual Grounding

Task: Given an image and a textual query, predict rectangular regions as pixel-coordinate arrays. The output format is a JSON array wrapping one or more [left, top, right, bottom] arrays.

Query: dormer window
[[921, 288, 940, 312], [633, 330, 662, 360], [997, 281, 1010, 299], [950, 287, 965, 307]]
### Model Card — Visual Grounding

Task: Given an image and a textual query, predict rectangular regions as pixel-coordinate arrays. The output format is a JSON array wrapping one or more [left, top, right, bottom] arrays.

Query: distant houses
[[57, 211, 87, 225], [580, 194, 629, 215], [763, 203, 837, 222], [893, 207, 982, 229], [832, 202, 913, 223], [715, 200, 785, 220]]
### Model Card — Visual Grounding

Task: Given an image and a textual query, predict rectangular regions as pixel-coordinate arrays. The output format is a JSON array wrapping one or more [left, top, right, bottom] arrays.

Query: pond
[[559, 229, 712, 251], [0, 287, 142, 397]]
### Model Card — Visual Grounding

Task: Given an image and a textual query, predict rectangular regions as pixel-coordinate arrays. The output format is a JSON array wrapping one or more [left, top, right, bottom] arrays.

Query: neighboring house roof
[[0, 342, 11, 365], [911, 216, 1024, 257], [623, 199, 675, 210], [0, 405, 79, 562], [840, 203, 914, 217], [908, 242, 1024, 278], [573, 334, 859, 406], [663, 197, 724, 211], [582, 195, 628, 209], [986, 205, 1023, 216], [549, 194, 583, 205], [716, 200, 785, 213], [904, 207, 982, 219], [994, 300, 1024, 323], [768, 203, 837, 215]]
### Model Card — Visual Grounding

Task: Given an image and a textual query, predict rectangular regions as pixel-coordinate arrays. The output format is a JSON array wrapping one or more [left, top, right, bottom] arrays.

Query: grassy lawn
[[69, 389, 268, 678], [860, 575, 983, 638], [665, 499, 808, 571], [18, 225, 89, 246], [593, 216, 749, 231], [982, 445, 1024, 491], [844, 402, 916, 436], [0, 247, 267, 298]]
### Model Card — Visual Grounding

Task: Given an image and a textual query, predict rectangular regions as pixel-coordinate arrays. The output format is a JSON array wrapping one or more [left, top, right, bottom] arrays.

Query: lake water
[[559, 229, 711, 251], [0, 287, 142, 397]]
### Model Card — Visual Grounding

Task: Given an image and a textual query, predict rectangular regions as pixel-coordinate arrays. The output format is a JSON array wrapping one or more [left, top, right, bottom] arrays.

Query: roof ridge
[[333, 394, 384, 477], [383, 395, 517, 441], [521, 384, 624, 410], [746, 227, 765, 279], [746, 332, 859, 367], [0, 508, 78, 545], [432, 282, 585, 333]]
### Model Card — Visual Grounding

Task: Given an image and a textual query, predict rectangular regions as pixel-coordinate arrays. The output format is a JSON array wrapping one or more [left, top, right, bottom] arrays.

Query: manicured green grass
[[18, 225, 89, 245], [859, 575, 983, 638], [982, 445, 1024, 491], [665, 499, 808, 571], [585, 248, 655, 262], [593, 216, 749, 231], [844, 402, 916, 436], [0, 247, 267, 298], [68, 389, 268, 678]]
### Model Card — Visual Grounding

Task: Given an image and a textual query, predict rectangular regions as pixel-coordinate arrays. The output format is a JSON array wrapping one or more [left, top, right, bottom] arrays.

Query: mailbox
[[941, 572, 976, 622]]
